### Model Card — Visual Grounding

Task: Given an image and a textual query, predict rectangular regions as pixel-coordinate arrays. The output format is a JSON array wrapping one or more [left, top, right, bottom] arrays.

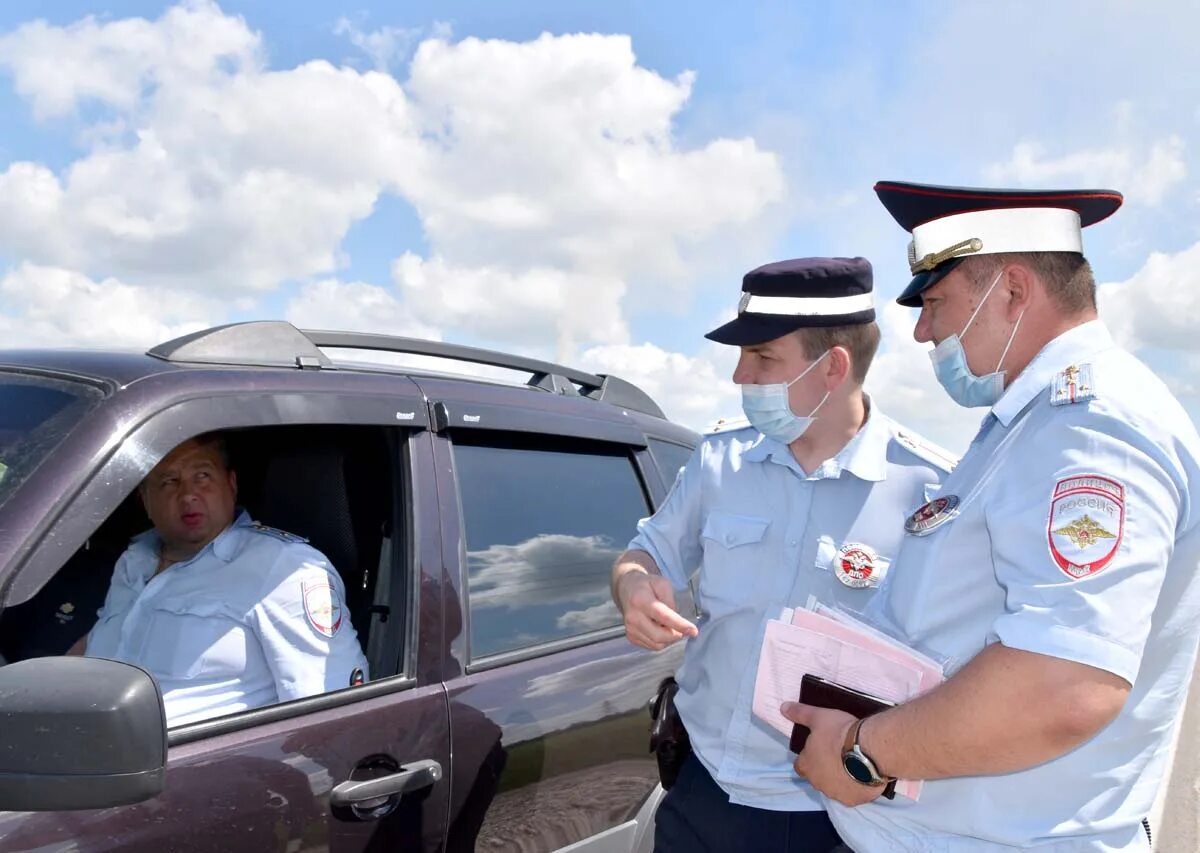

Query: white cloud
[[0, 7, 784, 368], [1099, 241, 1200, 353], [0, 262, 215, 349], [577, 340, 738, 430], [333, 18, 423, 72], [285, 278, 440, 339], [864, 303, 984, 455], [0, 0, 261, 119], [467, 533, 622, 612], [984, 136, 1187, 207]]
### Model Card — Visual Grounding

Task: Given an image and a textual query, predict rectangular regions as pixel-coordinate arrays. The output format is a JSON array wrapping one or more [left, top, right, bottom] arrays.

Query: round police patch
[[904, 494, 960, 536], [1047, 475, 1125, 579], [834, 543, 886, 589], [302, 581, 344, 638]]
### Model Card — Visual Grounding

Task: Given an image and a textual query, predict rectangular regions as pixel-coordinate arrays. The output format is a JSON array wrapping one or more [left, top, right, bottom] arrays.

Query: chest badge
[[834, 543, 887, 589], [904, 494, 960, 536]]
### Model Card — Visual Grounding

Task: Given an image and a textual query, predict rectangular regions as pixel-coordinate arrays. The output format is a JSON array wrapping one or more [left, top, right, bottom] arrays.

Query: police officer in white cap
[[612, 257, 955, 853], [782, 182, 1200, 851]]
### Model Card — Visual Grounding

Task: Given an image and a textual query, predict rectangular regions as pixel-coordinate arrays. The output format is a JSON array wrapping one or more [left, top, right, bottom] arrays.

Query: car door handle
[[330, 759, 443, 807]]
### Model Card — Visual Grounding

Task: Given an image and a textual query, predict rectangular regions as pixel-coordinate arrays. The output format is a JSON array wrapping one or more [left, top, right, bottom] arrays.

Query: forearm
[[861, 643, 1130, 780], [611, 549, 661, 610]]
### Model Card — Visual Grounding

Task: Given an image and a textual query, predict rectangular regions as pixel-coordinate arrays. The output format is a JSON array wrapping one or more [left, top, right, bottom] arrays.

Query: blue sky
[[0, 1, 1196, 448]]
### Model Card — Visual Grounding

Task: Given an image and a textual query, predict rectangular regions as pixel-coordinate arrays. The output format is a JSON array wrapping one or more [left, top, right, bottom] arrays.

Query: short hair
[[793, 322, 881, 384], [962, 252, 1096, 314]]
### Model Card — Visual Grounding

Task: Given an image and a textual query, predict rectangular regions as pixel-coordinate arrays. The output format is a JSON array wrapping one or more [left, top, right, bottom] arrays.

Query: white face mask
[[929, 269, 1024, 408], [740, 350, 831, 444]]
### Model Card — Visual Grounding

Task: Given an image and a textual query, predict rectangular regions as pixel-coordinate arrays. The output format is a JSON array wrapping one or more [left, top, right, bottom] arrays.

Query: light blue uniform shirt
[[829, 322, 1200, 852], [87, 511, 369, 726], [629, 403, 952, 811]]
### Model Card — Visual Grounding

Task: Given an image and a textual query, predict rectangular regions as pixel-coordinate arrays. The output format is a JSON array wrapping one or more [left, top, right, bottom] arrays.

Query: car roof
[[0, 322, 696, 439]]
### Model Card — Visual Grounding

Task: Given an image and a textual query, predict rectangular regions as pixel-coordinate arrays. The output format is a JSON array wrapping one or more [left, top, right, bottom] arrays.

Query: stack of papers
[[752, 604, 944, 801]]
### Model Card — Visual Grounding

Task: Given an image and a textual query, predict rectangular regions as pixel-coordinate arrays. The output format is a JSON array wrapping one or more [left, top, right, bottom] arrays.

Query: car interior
[[0, 425, 402, 689]]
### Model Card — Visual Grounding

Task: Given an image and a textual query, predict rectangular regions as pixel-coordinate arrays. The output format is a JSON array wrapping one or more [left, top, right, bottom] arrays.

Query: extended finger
[[648, 600, 699, 637]]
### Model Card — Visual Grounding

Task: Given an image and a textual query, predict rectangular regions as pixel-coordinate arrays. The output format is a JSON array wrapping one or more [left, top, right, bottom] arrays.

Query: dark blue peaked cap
[[875, 181, 1123, 307], [705, 257, 874, 346]]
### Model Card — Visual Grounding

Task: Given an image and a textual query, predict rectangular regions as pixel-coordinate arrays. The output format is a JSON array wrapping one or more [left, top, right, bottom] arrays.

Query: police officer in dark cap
[[611, 257, 955, 853]]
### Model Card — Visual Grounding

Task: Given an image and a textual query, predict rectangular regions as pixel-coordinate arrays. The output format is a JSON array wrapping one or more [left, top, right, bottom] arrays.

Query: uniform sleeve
[[627, 444, 705, 589], [988, 412, 1182, 684], [249, 545, 370, 701]]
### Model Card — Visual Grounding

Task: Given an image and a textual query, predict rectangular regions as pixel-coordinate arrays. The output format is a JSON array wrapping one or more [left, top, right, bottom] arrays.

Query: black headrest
[[258, 448, 358, 578]]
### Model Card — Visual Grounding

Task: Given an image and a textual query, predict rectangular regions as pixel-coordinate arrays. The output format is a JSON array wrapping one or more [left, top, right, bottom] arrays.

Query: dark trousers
[[654, 753, 847, 853]]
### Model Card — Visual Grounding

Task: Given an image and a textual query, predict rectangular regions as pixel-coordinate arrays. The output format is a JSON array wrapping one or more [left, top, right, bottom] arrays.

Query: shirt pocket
[[138, 597, 249, 681], [698, 511, 770, 605]]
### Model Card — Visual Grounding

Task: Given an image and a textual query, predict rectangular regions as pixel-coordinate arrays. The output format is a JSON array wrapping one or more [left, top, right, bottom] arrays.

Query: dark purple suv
[[0, 322, 697, 852]]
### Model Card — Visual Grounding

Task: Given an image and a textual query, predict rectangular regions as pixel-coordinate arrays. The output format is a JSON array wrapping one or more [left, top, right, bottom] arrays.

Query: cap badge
[[909, 237, 984, 274], [834, 542, 887, 589], [904, 494, 961, 536], [737, 291, 752, 314]]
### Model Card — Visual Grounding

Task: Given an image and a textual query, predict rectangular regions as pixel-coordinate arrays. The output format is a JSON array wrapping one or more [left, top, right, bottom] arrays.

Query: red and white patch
[[834, 543, 887, 589], [303, 581, 343, 638], [1047, 475, 1125, 579]]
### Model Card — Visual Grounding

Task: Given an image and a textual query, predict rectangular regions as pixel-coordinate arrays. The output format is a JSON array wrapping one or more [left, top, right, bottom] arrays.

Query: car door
[[0, 378, 452, 853], [419, 381, 686, 852]]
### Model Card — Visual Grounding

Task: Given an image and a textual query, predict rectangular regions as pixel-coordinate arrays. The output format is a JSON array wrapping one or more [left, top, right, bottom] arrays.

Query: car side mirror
[[0, 656, 167, 810]]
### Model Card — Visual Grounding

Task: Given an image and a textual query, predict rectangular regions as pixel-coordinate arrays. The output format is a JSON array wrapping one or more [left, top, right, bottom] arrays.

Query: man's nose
[[732, 357, 754, 385], [913, 308, 934, 344]]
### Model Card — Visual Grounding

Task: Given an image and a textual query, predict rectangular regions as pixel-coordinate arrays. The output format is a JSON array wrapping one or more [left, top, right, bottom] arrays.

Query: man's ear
[[826, 346, 853, 389], [1004, 264, 1036, 319], [228, 469, 238, 498], [138, 484, 149, 517]]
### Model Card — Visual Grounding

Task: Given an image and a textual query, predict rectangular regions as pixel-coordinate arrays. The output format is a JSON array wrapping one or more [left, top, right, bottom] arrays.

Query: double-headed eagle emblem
[[1052, 514, 1116, 550]]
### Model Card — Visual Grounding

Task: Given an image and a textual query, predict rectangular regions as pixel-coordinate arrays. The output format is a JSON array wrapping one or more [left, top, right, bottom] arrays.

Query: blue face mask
[[740, 350, 831, 444], [930, 269, 1024, 408]]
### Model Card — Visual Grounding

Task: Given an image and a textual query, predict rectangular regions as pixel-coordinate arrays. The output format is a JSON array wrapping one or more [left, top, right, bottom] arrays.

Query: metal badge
[[834, 542, 885, 589], [737, 291, 752, 314], [904, 494, 960, 536]]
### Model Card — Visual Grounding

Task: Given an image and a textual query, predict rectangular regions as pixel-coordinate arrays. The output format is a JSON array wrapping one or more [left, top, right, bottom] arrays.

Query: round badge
[[834, 542, 883, 589], [904, 494, 960, 536]]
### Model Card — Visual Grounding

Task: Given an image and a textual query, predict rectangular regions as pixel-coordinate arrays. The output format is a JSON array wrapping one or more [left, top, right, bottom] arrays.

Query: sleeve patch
[[1047, 475, 1125, 579], [302, 580, 344, 637]]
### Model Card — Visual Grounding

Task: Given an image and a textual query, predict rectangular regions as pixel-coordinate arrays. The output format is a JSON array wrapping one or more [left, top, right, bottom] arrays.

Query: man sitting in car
[[69, 432, 369, 725]]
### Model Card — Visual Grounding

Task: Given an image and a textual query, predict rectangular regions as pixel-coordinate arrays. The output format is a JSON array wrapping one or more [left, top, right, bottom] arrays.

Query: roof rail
[[147, 322, 666, 419], [302, 329, 666, 419]]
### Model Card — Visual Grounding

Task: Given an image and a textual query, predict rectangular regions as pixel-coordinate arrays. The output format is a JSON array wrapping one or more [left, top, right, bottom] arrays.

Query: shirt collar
[[742, 397, 889, 482], [128, 509, 251, 568], [991, 320, 1114, 427]]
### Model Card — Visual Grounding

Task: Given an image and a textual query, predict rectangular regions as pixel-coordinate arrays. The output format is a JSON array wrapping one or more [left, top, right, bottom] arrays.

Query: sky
[[0, 0, 1197, 452]]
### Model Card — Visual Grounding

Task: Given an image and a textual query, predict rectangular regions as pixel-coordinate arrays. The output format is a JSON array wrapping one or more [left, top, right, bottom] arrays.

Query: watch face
[[843, 753, 878, 785]]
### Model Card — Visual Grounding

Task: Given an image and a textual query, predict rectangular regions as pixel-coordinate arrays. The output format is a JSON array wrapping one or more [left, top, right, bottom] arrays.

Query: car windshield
[[0, 373, 104, 509]]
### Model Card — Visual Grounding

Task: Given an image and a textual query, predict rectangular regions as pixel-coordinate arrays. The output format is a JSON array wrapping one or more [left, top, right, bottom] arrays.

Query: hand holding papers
[[752, 605, 944, 800]]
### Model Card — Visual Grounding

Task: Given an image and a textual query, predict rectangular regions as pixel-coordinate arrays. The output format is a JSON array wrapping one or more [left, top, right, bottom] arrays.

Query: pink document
[[752, 608, 943, 801]]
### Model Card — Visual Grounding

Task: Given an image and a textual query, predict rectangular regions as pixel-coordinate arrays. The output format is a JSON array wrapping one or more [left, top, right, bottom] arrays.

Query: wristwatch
[[842, 718, 897, 798]]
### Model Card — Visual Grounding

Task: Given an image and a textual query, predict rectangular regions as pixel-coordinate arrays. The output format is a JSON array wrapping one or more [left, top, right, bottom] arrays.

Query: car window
[[648, 438, 695, 487], [0, 373, 104, 509], [0, 424, 405, 729], [453, 436, 652, 660]]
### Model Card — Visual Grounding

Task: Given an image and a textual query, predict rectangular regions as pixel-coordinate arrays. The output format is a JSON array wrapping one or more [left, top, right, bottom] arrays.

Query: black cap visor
[[705, 309, 876, 345], [895, 258, 966, 308]]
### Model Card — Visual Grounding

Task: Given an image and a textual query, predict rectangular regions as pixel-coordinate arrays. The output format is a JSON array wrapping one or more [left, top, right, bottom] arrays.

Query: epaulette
[[248, 522, 309, 544], [893, 428, 957, 473], [704, 415, 752, 436], [1050, 363, 1096, 407]]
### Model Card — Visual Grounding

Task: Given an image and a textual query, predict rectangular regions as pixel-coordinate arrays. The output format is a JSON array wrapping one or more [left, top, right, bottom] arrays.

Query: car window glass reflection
[[453, 439, 652, 659]]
